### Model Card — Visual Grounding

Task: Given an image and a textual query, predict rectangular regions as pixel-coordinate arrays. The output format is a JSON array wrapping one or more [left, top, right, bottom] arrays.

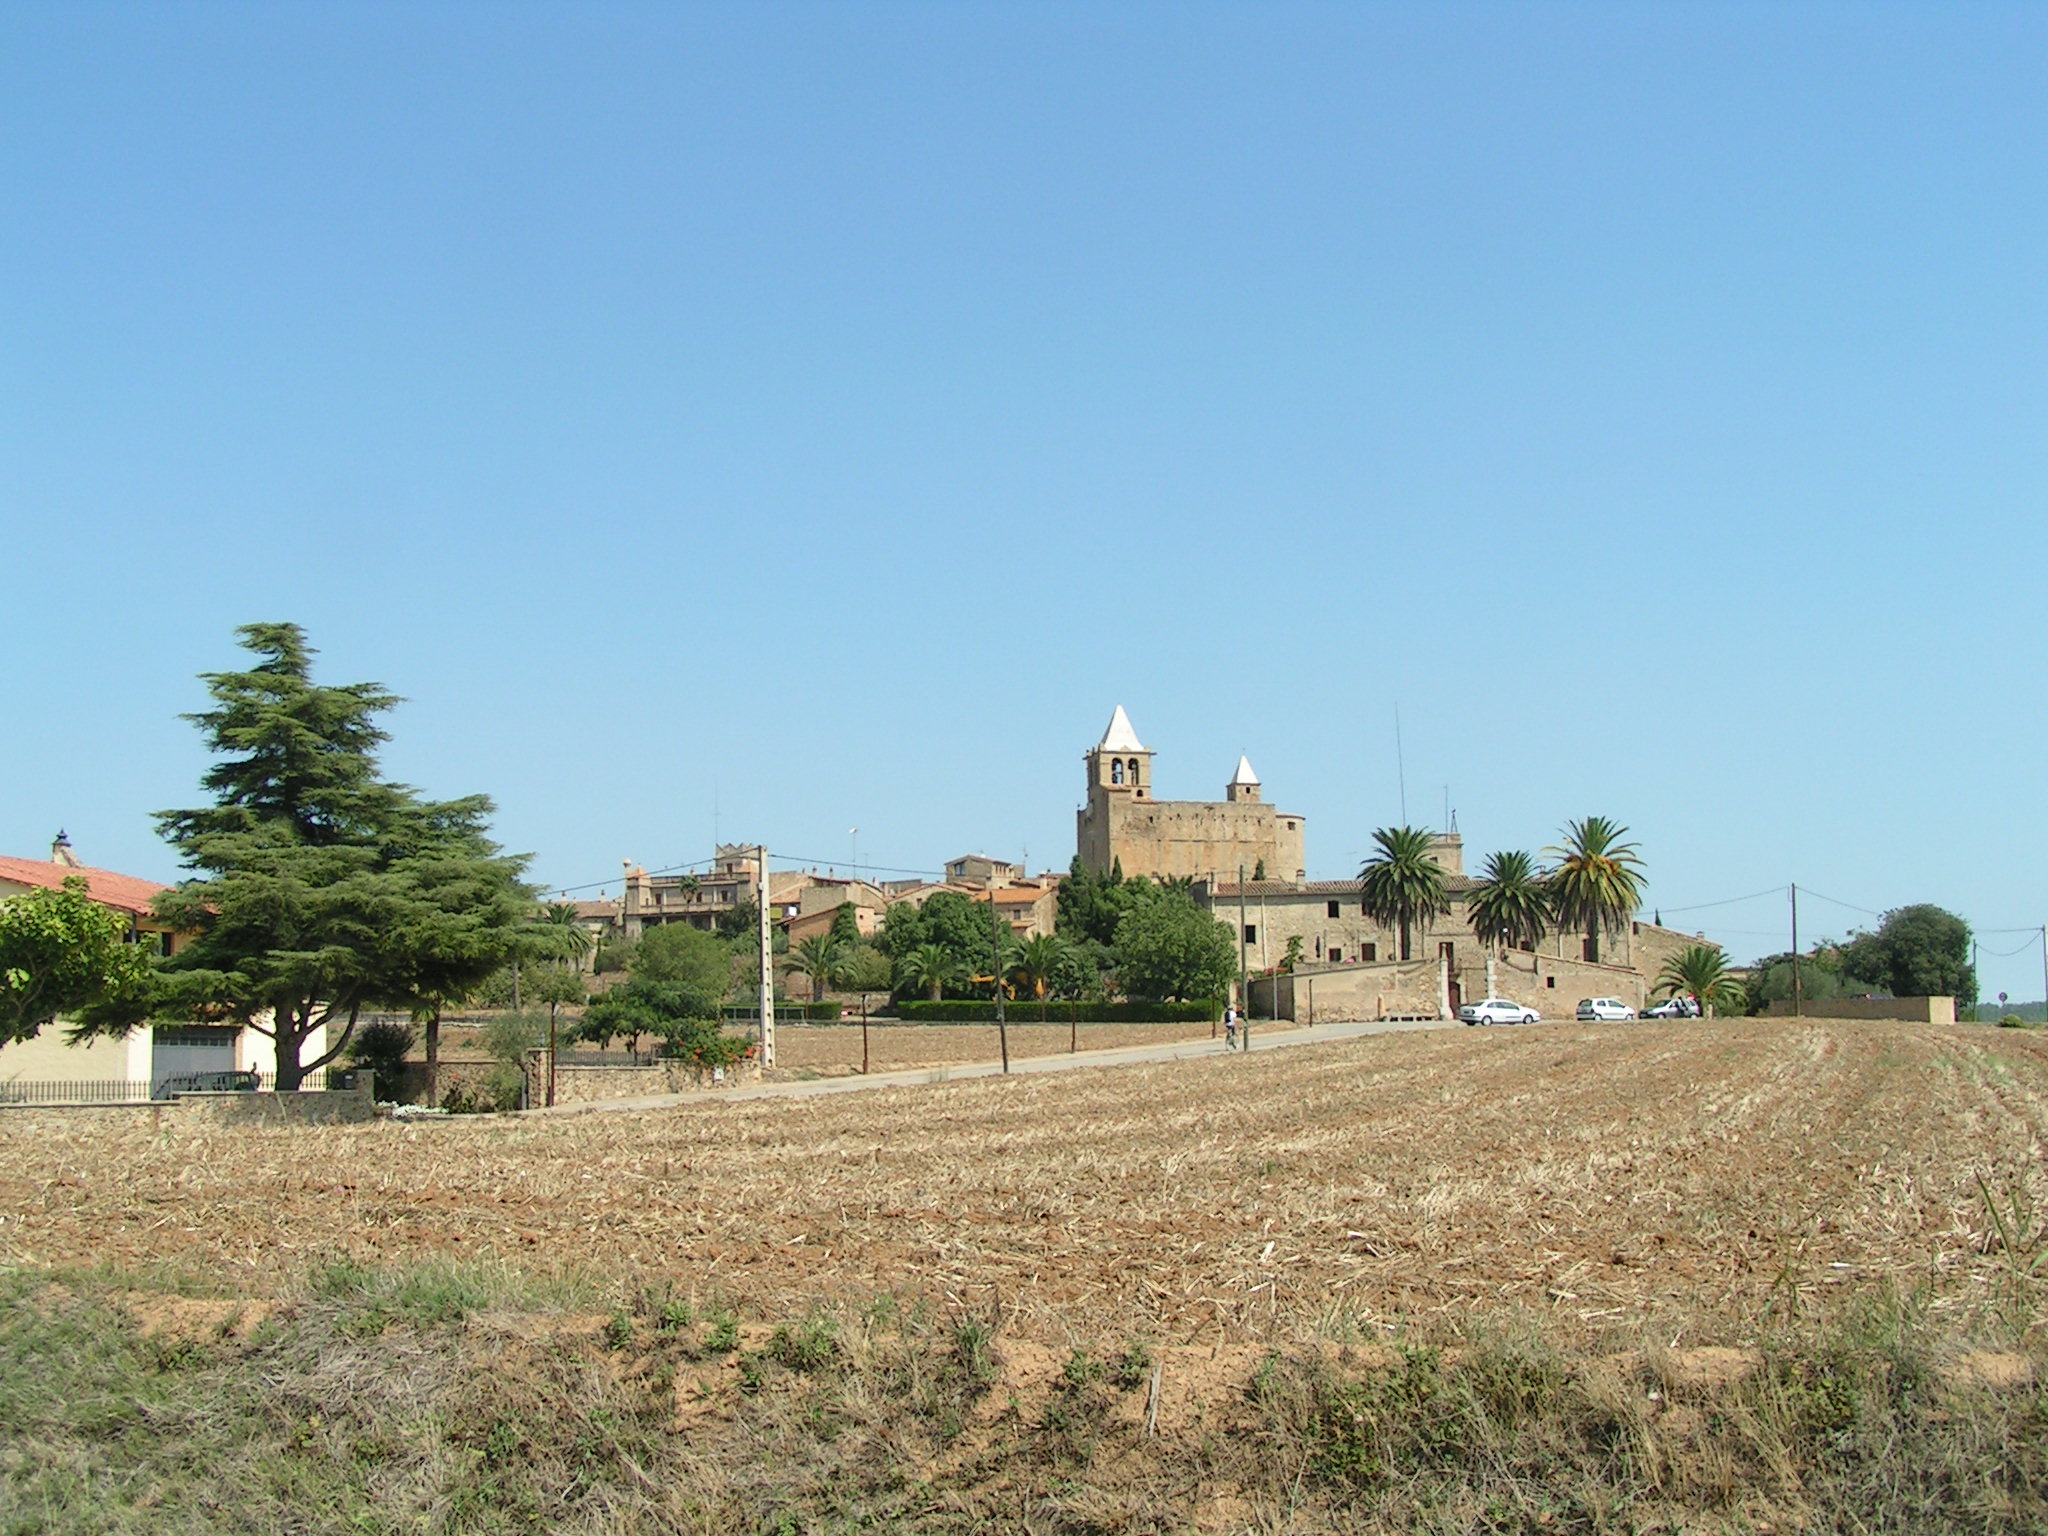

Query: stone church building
[[1072, 706, 1702, 1023], [1075, 706, 1307, 884]]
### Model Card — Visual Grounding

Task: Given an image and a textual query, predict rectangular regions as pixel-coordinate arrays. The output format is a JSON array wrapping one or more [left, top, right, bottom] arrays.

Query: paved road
[[523, 1015, 1452, 1117]]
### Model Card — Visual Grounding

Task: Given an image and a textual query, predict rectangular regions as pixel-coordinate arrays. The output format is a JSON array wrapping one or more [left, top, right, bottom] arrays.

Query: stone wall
[[551, 1058, 761, 1105], [1764, 996, 1957, 1024], [1080, 794, 1307, 884], [1249, 945, 1656, 1023], [1207, 884, 1688, 1008]]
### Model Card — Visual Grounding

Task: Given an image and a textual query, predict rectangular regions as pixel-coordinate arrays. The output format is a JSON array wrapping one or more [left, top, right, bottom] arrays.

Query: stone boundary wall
[[1765, 996, 1957, 1025], [551, 1060, 761, 1105], [1251, 960, 1447, 1023]]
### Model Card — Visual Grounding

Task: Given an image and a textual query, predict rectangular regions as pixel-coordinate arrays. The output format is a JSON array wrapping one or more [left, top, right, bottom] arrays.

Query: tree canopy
[[1465, 850, 1551, 955], [1840, 905, 1975, 1005], [1544, 817, 1644, 965], [122, 623, 536, 1089], [1654, 943, 1745, 1018], [632, 923, 734, 1003], [0, 878, 157, 1045], [1358, 827, 1450, 963], [1113, 888, 1236, 1003]]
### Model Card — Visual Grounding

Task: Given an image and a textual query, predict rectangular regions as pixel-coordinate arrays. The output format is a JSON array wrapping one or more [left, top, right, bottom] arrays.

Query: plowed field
[[6, 1018, 2046, 1347]]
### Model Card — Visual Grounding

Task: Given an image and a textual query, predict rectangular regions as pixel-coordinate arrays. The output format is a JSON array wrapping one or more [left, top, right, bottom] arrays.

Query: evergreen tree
[[131, 624, 535, 1090]]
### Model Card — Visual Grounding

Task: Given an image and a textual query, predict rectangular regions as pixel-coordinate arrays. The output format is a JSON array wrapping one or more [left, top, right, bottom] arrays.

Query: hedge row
[[719, 1002, 843, 1023], [891, 999, 1221, 1025]]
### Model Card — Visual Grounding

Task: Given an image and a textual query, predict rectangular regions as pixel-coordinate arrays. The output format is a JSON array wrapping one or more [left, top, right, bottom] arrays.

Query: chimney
[[52, 830, 82, 868]]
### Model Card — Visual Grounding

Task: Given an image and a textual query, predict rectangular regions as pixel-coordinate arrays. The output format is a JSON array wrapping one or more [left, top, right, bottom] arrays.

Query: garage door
[[150, 1027, 239, 1093]]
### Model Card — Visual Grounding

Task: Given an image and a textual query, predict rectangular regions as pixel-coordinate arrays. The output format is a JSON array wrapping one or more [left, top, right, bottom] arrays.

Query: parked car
[[153, 1069, 260, 1100], [1575, 997, 1637, 1022], [1644, 995, 1701, 1019], [1459, 998, 1542, 1026]]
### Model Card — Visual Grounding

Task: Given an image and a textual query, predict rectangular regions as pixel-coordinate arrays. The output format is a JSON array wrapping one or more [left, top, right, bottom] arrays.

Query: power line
[[1977, 935, 2042, 958], [771, 852, 943, 879], [1799, 887, 1885, 918], [1656, 886, 1787, 914]]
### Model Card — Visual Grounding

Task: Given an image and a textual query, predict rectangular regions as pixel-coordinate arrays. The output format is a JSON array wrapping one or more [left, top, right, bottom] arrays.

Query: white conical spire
[[1230, 754, 1260, 786], [1097, 705, 1147, 753]]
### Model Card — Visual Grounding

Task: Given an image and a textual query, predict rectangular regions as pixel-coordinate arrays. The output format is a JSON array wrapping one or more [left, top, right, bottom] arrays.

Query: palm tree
[[1358, 826, 1450, 963], [540, 901, 595, 969], [1009, 934, 1071, 1001], [1655, 943, 1744, 1018], [1545, 816, 1646, 965], [896, 942, 958, 1003], [1466, 850, 1551, 998], [790, 933, 848, 1003]]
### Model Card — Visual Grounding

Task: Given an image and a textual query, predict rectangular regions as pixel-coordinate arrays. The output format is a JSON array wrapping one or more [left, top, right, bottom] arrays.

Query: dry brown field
[[8, 1016, 2047, 1533], [7, 1016, 2045, 1352]]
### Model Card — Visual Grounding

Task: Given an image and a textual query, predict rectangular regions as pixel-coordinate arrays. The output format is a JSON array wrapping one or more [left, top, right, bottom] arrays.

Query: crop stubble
[[4, 1018, 2044, 1348]]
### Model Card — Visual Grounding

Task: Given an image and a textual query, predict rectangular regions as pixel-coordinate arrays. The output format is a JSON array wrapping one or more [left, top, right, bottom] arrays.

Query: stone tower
[[1075, 707, 1306, 882], [1226, 756, 1261, 803], [1084, 704, 1153, 802]]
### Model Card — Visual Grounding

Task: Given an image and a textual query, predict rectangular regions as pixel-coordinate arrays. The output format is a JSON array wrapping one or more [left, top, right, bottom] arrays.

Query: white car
[[1459, 998, 1541, 1026], [1644, 995, 1701, 1019], [1576, 997, 1637, 1022]]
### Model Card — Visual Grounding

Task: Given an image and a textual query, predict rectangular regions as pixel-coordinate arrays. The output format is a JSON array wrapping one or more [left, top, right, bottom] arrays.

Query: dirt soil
[[4, 1018, 2045, 1350]]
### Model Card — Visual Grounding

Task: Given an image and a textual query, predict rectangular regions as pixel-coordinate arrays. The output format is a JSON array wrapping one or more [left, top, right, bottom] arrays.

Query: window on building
[[1329, 948, 1342, 964], [1545, 975, 1555, 988], [1362, 942, 1377, 962], [1128, 758, 1141, 784], [1111, 759, 1124, 785], [1243, 924, 1257, 944], [1326, 900, 1340, 918]]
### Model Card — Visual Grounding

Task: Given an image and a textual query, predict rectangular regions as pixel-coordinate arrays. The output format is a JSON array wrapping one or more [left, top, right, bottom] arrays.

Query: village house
[[0, 834, 323, 1095]]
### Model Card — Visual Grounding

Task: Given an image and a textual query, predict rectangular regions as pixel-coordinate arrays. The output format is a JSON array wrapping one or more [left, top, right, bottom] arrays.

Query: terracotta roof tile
[[0, 856, 173, 917]]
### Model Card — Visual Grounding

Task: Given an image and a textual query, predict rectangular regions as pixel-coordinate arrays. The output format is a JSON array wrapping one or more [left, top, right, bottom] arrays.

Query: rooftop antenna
[[1394, 704, 1408, 824]]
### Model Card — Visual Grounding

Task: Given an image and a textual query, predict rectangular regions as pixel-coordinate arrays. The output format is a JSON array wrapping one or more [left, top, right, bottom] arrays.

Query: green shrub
[[346, 1019, 415, 1093], [1998, 1014, 2032, 1029]]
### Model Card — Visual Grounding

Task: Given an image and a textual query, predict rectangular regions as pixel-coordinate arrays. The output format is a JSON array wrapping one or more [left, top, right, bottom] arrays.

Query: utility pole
[[757, 845, 775, 1068], [2039, 927, 2047, 1026], [1238, 863, 1250, 1046], [989, 893, 1010, 1074], [1790, 884, 1802, 1018]]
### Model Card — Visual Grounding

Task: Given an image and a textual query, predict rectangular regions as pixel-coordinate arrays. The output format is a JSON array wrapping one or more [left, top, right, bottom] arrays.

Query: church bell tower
[[1085, 705, 1152, 800]]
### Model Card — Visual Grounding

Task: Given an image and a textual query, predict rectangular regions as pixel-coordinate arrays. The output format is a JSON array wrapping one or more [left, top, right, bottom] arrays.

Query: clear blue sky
[[5, 4, 2044, 999]]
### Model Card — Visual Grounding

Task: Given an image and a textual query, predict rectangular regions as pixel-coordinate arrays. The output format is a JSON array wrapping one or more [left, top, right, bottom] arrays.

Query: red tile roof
[[0, 856, 173, 918]]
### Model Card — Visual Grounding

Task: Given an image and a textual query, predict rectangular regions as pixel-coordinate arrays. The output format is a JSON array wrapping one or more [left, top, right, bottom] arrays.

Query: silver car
[[1575, 997, 1637, 1022]]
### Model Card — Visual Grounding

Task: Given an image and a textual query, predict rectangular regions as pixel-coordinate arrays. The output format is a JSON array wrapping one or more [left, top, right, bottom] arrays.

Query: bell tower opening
[[1085, 705, 1153, 802]]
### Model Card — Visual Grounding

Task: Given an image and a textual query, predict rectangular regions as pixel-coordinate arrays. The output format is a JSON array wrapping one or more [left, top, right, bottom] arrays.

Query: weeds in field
[[2, 1263, 2044, 1535], [1978, 1170, 2047, 1336]]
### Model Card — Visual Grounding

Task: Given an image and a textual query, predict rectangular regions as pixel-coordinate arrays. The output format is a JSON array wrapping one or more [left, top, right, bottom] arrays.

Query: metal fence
[[0, 1068, 365, 1106]]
